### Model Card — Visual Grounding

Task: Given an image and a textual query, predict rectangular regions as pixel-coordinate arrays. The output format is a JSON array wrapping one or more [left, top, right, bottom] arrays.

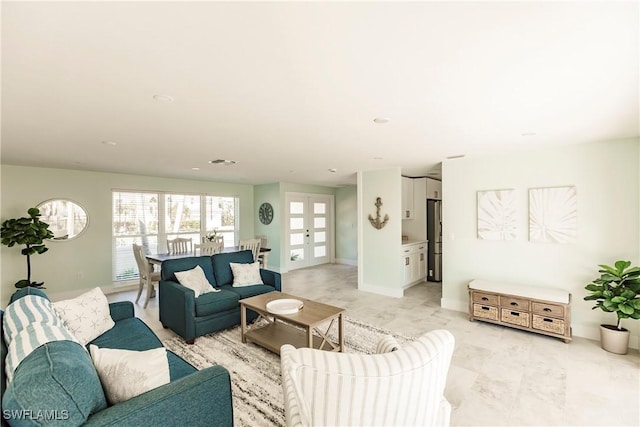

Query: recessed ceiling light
[[208, 159, 237, 166], [153, 94, 174, 103], [521, 132, 537, 137], [446, 154, 465, 159], [328, 168, 337, 173], [101, 140, 117, 146], [373, 117, 390, 124], [191, 167, 200, 171]]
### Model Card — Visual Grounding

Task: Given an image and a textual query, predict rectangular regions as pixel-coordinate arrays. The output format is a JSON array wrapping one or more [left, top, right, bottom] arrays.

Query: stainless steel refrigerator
[[426, 199, 442, 282]]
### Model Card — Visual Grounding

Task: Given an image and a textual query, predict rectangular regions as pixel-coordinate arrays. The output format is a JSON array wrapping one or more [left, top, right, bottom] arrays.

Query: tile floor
[[110, 263, 640, 426]]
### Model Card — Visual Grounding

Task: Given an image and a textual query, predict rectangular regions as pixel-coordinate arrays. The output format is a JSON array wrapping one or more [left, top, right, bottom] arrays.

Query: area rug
[[162, 317, 413, 427]]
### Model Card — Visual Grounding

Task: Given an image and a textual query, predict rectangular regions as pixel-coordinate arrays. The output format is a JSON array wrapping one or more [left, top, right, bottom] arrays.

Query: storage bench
[[468, 279, 572, 343]]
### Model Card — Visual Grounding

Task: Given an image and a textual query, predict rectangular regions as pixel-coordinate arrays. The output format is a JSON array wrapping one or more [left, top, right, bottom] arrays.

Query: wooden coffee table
[[240, 291, 345, 355]]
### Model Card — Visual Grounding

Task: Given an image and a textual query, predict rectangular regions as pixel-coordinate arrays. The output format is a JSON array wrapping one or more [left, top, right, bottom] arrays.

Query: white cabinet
[[402, 177, 414, 219], [426, 178, 442, 200], [402, 241, 427, 286]]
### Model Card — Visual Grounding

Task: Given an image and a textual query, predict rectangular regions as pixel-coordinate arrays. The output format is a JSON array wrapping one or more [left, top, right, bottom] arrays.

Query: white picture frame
[[529, 186, 577, 243], [477, 189, 517, 241]]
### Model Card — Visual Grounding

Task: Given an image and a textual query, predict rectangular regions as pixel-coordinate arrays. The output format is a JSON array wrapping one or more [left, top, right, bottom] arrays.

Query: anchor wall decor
[[368, 197, 390, 230]]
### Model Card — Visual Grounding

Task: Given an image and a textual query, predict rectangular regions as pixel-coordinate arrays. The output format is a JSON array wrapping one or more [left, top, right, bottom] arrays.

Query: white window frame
[[112, 190, 239, 282]]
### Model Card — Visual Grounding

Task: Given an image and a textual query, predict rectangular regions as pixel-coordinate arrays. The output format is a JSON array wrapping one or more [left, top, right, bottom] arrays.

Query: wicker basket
[[501, 309, 530, 327], [473, 304, 498, 321], [532, 314, 565, 335]]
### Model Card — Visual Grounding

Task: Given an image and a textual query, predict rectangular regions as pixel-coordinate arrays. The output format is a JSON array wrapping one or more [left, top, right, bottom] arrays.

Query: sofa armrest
[[260, 269, 282, 292], [84, 365, 233, 427], [159, 280, 197, 342], [108, 301, 135, 321]]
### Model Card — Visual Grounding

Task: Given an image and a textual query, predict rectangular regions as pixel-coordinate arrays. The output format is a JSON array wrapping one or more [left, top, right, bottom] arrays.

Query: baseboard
[[358, 283, 404, 298], [335, 258, 357, 266], [440, 297, 639, 350]]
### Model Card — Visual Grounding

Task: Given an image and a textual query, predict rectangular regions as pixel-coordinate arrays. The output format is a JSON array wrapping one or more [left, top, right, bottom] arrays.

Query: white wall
[[358, 168, 403, 297], [441, 138, 640, 347], [0, 165, 255, 305], [335, 185, 358, 265]]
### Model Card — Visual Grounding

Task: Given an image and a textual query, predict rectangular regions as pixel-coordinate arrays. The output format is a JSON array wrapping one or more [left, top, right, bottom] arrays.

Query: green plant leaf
[[621, 289, 636, 300], [14, 279, 30, 288], [619, 304, 635, 315], [583, 294, 602, 301], [615, 260, 632, 273], [585, 284, 602, 292], [603, 290, 614, 298], [598, 264, 617, 275], [629, 299, 640, 309], [611, 296, 627, 304]]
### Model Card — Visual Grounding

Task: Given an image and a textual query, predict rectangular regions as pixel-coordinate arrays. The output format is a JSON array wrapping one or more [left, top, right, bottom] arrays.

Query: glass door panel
[[285, 194, 332, 270]]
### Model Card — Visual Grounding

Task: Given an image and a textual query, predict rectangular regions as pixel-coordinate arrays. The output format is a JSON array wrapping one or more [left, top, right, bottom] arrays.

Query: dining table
[[147, 246, 271, 269]]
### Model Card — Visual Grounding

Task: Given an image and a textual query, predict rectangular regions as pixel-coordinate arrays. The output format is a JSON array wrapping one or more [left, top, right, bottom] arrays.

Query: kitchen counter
[[402, 239, 427, 246]]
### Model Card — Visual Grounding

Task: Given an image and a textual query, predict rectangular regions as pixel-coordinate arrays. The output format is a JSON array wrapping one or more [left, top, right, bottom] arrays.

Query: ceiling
[[2, 1, 638, 187]]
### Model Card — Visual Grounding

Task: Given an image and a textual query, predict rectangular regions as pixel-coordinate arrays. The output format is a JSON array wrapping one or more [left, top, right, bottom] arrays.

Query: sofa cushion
[[90, 345, 170, 405], [52, 287, 115, 345], [88, 317, 195, 382], [89, 317, 163, 352], [161, 256, 217, 285], [195, 289, 240, 317], [212, 250, 254, 286], [222, 284, 276, 300], [1, 310, 6, 408], [9, 287, 49, 304], [2, 340, 107, 425]]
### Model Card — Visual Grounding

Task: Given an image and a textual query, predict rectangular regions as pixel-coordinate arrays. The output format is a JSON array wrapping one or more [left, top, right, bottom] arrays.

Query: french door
[[285, 193, 333, 271]]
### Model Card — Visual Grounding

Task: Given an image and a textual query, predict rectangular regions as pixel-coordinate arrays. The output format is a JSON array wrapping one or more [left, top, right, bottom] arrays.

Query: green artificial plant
[[0, 207, 54, 288], [584, 260, 640, 330]]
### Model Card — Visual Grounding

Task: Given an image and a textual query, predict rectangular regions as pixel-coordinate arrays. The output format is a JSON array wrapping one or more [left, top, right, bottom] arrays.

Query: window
[[112, 191, 237, 282], [112, 191, 159, 281]]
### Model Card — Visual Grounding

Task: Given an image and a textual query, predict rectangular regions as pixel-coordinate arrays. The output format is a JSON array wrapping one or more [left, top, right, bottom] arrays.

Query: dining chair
[[167, 237, 193, 254], [132, 243, 161, 308], [256, 235, 268, 267], [194, 241, 224, 255], [239, 238, 261, 264], [202, 234, 224, 246]]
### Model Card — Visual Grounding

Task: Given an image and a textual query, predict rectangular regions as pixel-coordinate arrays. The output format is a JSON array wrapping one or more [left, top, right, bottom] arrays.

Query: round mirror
[[37, 199, 88, 240]]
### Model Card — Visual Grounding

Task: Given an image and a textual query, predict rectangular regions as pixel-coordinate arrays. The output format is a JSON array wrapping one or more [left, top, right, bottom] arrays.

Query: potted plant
[[584, 260, 640, 354], [0, 207, 54, 288]]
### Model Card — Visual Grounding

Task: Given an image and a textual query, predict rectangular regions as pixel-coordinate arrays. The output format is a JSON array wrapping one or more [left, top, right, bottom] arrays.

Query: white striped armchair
[[280, 329, 455, 427]]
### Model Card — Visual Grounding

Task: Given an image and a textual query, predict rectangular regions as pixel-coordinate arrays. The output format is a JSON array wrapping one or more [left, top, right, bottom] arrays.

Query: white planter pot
[[599, 324, 630, 355]]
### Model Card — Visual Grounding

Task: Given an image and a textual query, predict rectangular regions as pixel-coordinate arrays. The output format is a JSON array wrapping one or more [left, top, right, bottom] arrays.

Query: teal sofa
[[1, 288, 233, 427], [159, 250, 282, 344]]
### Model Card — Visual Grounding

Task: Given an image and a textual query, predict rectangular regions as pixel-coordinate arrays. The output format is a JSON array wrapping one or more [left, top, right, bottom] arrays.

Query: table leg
[[307, 327, 313, 349], [338, 313, 344, 352], [241, 304, 247, 343]]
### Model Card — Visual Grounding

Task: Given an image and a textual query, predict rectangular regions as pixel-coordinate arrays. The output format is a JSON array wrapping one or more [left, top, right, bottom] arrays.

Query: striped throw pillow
[[3, 295, 80, 383]]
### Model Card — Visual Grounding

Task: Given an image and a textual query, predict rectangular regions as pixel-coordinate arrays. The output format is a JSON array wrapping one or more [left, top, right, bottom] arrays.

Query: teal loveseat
[[1, 288, 233, 427], [159, 250, 282, 344]]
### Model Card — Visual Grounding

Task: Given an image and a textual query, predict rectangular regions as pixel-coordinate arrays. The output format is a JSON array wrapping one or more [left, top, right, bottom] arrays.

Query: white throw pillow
[[53, 287, 115, 345], [230, 262, 264, 287], [89, 345, 170, 404], [174, 265, 217, 297]]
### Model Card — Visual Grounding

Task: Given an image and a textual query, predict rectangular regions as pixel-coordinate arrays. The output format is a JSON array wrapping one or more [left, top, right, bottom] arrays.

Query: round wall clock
[[259, 202, 274, 225]]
